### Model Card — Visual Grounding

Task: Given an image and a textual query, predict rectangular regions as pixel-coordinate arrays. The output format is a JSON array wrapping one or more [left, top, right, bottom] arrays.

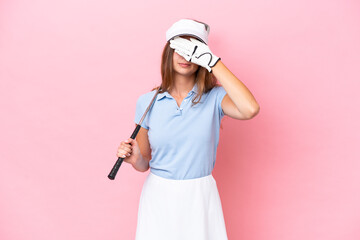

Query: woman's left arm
[[212, 60, 260, 120], [169, 36, 260, 119]]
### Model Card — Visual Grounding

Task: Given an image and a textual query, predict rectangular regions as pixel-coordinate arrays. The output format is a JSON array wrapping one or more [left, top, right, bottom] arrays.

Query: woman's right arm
[[117, 124, 151, 172], [133, 124, 151, 172], [132, 153, 150, 172]]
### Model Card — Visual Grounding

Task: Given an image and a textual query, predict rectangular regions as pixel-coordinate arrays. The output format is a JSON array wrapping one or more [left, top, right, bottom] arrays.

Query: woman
[[117, 18, 260, 240]]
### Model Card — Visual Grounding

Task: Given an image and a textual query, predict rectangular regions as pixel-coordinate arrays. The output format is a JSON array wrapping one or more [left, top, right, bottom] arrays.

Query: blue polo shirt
[[134, 83, 227, 180]]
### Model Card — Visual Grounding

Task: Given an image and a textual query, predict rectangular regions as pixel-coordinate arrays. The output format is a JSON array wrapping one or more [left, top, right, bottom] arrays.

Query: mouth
[[179, 63, 191, 67]]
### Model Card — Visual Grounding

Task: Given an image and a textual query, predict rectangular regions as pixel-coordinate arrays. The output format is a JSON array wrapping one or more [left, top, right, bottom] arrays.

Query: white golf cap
[[166, 18, 210, 45]]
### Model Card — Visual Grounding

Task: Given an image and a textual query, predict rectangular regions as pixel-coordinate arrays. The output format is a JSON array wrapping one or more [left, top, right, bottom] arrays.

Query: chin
[[175, 68, 196, 75]]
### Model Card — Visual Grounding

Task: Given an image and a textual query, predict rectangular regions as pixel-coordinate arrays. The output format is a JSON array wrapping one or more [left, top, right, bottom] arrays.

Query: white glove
[[169, 36, 221, 73]]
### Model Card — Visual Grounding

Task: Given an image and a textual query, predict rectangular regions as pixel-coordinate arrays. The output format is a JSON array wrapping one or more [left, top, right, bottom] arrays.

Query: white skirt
[[135, 171, 228, 240]]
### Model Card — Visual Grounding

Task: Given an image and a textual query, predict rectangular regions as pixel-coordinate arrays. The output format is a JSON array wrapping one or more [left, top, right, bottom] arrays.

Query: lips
[[179, 63, 190, 67]]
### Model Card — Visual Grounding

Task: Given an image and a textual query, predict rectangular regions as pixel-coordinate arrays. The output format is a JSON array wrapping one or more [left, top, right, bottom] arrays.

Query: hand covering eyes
[[169, 37, 221, 73]]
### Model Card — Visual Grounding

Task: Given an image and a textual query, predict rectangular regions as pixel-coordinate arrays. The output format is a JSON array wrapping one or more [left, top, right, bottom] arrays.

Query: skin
[[118, 35, 260, 172], [170, 35, 200, 104]]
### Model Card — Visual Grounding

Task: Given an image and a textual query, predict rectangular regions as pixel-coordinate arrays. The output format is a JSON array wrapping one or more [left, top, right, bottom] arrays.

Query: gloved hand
[[169, 36, 221, 73]]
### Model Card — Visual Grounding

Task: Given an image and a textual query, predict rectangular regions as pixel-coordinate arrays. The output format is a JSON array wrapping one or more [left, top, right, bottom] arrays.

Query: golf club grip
[[108, 124, 141, 180], [108, 157, 124, 180]]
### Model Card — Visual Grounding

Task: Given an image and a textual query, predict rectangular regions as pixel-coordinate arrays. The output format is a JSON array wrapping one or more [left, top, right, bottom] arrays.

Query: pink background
[[1, 0, 359, 239]]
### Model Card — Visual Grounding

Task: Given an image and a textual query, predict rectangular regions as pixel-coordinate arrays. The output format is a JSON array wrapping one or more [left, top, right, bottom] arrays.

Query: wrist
[[209, 57, 221, 73]]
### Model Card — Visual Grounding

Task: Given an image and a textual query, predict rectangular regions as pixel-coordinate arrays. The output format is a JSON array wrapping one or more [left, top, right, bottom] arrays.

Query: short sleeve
[[216, 86, 227, 119], [134, 95, 149, 129]]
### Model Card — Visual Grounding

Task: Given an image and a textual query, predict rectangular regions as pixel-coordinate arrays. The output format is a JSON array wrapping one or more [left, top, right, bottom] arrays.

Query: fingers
[[175, 49, 191, 62], [171, 36, 192, 47], [117, 139, 134, 158], [170, 37, 194, 54], [170, 43, 192, 56], [117, 149, 131, 158], [170, 40, 192, 61], [124, 138, 132, 144], [189, 37, 205, 45]]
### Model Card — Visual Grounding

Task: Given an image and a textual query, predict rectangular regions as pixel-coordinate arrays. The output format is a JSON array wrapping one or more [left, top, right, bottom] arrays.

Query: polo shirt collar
[[156, 83, 198, 101]]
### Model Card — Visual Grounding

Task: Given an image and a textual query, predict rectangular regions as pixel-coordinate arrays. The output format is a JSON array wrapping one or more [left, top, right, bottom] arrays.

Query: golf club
[[108, 85, 162, 180]]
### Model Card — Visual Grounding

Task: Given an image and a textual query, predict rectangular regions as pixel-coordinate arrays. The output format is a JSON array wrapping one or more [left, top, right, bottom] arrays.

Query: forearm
[[212, 60, 260, 117], [132, 154, 150, 172]]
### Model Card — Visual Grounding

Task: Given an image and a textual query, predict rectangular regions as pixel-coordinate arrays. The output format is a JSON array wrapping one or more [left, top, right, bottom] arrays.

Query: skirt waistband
[[148, 171, 215, 184]]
